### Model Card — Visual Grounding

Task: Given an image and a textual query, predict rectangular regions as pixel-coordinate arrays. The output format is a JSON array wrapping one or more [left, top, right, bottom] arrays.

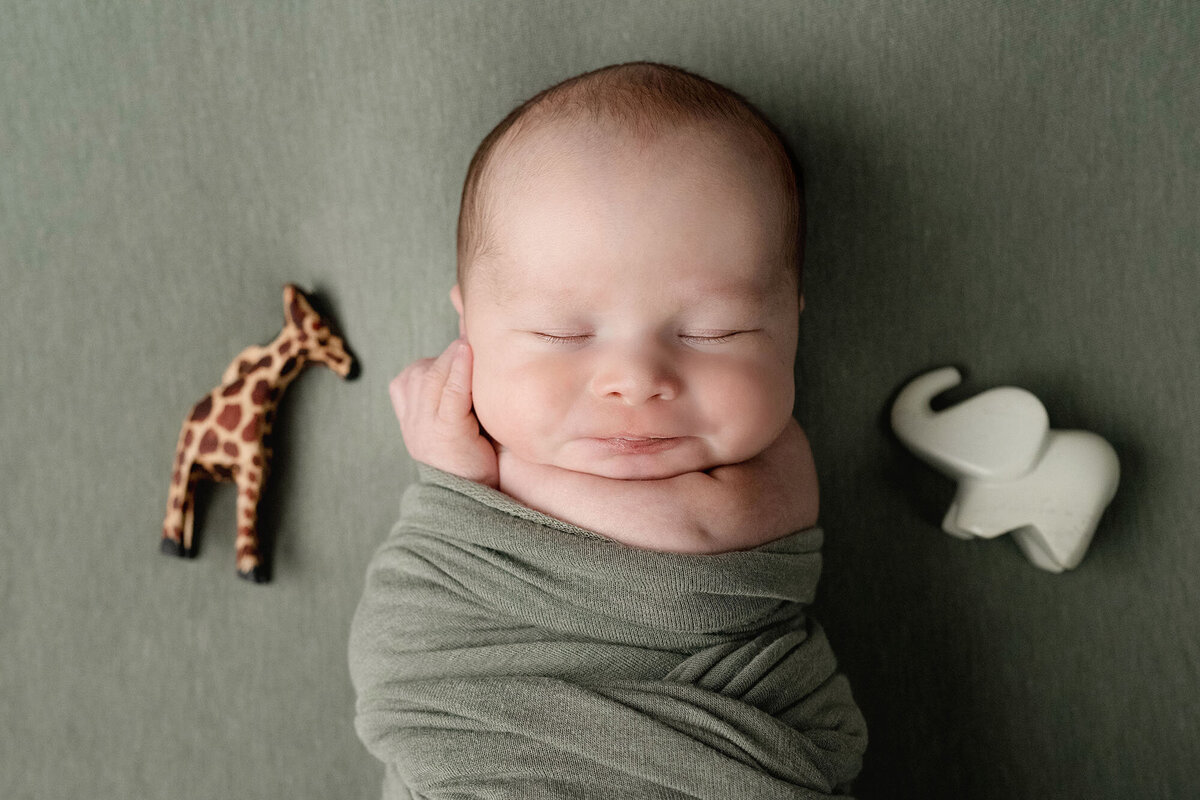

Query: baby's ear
[[450, 284, 467, 337]]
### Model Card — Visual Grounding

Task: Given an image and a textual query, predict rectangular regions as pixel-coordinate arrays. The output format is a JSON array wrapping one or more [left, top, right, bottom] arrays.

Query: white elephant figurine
[[890, 367, 1120, 572]]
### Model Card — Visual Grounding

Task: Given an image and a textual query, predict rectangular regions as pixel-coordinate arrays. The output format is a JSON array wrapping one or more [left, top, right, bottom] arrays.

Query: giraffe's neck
[[241, 328, 310, 410]]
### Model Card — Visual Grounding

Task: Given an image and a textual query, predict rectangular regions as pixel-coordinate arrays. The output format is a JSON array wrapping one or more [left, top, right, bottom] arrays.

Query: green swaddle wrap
[[349, 466, 867, 799]]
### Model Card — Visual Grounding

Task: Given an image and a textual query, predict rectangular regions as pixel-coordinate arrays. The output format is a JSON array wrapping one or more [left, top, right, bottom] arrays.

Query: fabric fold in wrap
[[350, 466, 867, 799]]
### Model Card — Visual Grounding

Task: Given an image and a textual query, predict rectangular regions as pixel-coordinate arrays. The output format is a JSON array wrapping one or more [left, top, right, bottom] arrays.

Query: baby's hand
[[389, 339, 500, 488]]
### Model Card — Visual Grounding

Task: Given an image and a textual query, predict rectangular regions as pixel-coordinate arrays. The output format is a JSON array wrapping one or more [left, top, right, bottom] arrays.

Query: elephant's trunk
[[890, 367, 1049, 481]]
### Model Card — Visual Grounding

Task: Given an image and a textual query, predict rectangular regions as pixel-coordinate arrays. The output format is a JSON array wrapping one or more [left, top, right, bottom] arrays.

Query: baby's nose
[[589, 346, 680, 405]]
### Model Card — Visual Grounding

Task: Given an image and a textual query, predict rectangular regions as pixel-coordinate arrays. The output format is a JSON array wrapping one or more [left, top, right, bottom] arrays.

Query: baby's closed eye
[[527, 329, 758, 346], [531, 331, 593, 345], [678, 330, 758, 345]]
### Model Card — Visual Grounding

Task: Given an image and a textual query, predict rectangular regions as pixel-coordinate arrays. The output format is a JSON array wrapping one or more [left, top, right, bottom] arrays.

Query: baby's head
[[457, 62, 802, 291], [451, 62, 805, 479]]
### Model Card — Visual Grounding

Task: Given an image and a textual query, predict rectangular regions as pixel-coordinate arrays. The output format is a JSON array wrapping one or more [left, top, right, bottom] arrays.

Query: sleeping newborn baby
[[351, 62, 866, 799]]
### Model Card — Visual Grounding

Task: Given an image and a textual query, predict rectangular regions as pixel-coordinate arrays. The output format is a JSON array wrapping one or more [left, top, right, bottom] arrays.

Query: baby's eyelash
[[529, 330, 754, 345], [679, 331, 749, 344], [532, 332, 591, 344]]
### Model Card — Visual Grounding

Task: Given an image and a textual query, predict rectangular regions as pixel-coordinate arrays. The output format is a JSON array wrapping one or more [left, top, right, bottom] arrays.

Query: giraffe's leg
[[180, 472, 200, 555], [162, 474, 201, 557], [162, 434, 199, 558], [234, 469, 267, 583]]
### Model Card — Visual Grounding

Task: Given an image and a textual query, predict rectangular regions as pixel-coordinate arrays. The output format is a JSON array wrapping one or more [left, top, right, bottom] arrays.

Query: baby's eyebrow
[[479, 258, 587, 308], [468, 257, 525, 306], [690, 276, 782, 307], [711, 282, 772, 301], [480, 256, 788, 310]]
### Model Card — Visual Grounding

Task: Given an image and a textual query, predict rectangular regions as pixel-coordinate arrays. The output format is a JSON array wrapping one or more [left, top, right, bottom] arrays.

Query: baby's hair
[[456, 61, 803, 291]]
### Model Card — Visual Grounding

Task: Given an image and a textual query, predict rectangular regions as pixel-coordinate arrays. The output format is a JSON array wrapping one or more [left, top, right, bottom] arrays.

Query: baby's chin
[[579, 460, 702, 481]]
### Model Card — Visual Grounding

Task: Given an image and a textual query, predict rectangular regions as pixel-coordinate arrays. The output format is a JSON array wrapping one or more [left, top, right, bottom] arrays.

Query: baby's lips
[[599, 433, 674, 441], [591, 436, 683, 455]]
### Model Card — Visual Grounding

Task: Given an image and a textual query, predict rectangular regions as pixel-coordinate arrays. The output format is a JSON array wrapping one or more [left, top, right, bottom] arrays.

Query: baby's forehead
[[463, 110, 798, 297], [478, 118, 784, 250], [491, 113, 766, 185]]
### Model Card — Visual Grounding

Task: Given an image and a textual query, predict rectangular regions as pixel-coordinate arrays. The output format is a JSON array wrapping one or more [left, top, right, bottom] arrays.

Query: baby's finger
[[390, 360, 431, 420], [436, 340, 475, 422], [388, 372, 407, 419], [416, 341, 461, 414]]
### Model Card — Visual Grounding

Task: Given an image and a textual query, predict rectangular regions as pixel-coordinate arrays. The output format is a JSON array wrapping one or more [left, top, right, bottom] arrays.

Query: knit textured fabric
[[349, 466, 867, 799]]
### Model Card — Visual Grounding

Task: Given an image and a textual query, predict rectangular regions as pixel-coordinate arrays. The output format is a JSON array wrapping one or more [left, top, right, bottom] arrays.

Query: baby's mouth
[[590, 435, 681, 455]]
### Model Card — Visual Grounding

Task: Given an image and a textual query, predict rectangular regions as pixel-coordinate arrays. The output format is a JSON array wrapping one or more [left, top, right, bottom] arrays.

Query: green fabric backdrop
[[3, 1, 1197, 797]]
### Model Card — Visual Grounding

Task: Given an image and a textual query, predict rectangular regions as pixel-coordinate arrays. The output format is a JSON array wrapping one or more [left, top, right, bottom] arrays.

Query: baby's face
[[455, 123, 799, 480]]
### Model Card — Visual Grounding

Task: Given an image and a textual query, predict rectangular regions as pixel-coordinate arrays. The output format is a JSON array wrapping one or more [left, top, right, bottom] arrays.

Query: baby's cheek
[[467, 366, 512, 442], [472, 361, 566, 457], [698, 359, 794, 458]]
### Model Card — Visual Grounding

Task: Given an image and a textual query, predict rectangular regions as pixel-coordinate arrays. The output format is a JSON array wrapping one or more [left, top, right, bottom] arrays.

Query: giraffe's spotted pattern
[[161, 285, 354, 582]]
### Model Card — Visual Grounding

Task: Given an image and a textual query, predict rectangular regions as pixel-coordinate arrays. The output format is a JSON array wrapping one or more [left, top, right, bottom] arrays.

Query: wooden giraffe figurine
[[162, 284, 354, 582]]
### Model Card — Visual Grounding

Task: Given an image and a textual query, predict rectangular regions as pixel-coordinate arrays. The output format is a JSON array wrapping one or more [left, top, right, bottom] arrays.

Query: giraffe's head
[[283, 285, 354, 378]]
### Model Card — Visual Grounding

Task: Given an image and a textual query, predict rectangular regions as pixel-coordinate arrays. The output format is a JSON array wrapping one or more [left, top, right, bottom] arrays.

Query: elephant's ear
[[891, 368, 1049, 481]]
